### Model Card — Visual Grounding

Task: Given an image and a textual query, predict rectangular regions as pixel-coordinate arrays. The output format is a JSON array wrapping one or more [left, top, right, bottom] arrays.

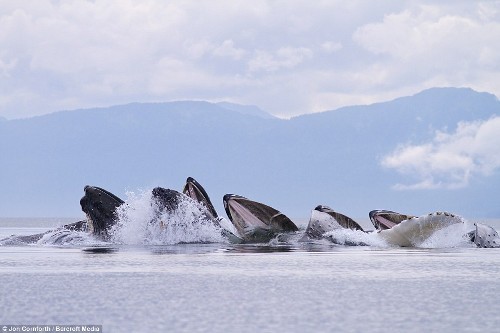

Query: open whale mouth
[[223, 194, 270, 233], [314, 205, 364, 231], [223, 194, 298, 242], [80, 185, 124, 239], [300, 206, 364, 241], [183, 177, 218, 219], [369, 210, 415, 230]]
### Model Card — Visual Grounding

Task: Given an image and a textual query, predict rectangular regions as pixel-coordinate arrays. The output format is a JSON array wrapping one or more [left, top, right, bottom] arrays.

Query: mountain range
[[1, 87, 499, 219]]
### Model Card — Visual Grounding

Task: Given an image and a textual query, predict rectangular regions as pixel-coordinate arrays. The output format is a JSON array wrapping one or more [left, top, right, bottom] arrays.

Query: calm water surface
[[1, 219, 499, 333]]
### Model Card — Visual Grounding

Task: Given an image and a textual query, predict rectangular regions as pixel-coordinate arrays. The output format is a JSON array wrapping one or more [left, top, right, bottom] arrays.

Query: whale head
[[80, 186, 124, 240], [151, 187, 184, 212], [315, 205, 364, 231], [223, 194, 298, 242], [301, 205, 363, 241], [469, 223, 500, 248], [369, 210, 415, 230], [183, 177, 218, 219]]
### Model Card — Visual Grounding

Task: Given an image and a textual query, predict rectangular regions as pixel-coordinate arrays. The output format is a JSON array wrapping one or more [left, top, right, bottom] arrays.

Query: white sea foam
[[322, 229, 390, 247], [419, 221, 474, 248], [110, 189, 227, 245]]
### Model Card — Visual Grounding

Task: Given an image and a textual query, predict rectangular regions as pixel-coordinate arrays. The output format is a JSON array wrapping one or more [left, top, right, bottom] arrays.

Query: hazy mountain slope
[[216, 102, 276, 119], [286, 88, 500, 217], [1, 88, 499, 218]]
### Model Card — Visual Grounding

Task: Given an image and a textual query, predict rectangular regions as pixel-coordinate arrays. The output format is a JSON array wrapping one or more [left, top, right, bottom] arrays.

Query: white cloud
[[183, 40, 214, 60], [353, 4, 500, 87], [212, 40, 246, 60], [247, 47, 313, 73], [382, 116, 500, 190], [0, 1, 499, 118], [320, 41, 342, 54]]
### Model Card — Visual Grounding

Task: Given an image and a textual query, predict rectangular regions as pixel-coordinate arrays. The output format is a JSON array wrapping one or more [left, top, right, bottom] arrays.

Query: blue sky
[[1, 0, 499, 119]]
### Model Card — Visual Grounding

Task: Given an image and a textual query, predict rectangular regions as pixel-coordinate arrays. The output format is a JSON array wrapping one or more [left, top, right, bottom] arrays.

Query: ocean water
[[1, 201, 500, 333]]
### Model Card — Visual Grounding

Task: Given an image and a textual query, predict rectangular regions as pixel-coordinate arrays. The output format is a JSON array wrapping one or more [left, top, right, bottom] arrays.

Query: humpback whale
[[81, 183, 231, 242], [0, 220, 88, 245], [183, 177, 218, 219], [152, 187, 184, 212], [0, 182, 225, 245], [468, 223, 500, 248], [1, 186, 124, 245], [369, 210, 500, 248], [301, 205, 364, 240], [2, 177, 500, 249], [369, 210, 415, 230], [223, 194, 299, 242], [83, 181, 238, 244], [300, 205, 367, 245], [375, 212, 465, 247], [182, 178, 243, 243], [217, 192, 496, 248], [299, 206, 470, 247], [80, 185, 125, 240]]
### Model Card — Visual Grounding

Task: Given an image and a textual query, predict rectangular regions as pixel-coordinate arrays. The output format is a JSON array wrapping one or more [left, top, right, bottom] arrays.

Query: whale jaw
[[80, 185, 124, 240]]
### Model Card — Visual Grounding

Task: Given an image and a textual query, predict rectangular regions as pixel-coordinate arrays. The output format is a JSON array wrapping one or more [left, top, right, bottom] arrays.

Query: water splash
[[322, 229, 389, 247], [419, 221, 474, 248], [377, 213, 468, 248], [110, 189, 227, 245]]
